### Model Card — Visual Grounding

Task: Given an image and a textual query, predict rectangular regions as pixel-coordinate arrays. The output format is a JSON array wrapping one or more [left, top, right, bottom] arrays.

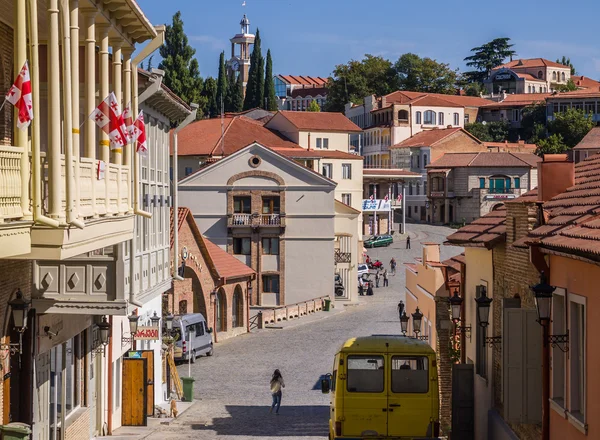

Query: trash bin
[[181, 376, 195, 402], [0, 422, 32, 440], [324, 299, 331, 312]]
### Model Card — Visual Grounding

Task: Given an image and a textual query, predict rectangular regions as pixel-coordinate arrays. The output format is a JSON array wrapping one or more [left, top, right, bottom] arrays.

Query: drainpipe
[[27, 0, 59, 228], [172, 105, 199, 281], [59, 0, 84, 229], [459, 260, 466, 364], [107, 316, 113, 434]]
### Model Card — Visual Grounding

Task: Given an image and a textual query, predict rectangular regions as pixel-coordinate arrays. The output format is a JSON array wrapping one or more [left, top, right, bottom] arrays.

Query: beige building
[[484, 58, 572, 95], [177, 142, 337, 306], [226, 14, 255, 94]]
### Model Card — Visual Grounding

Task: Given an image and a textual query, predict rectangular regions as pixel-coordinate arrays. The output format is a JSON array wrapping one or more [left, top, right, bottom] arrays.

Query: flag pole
[[0, 98, 6, 113]]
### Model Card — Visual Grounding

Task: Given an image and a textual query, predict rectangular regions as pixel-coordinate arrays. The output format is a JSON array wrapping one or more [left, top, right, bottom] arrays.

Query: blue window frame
[[479, 178, 485, 189], [514, 177, 520, 189]]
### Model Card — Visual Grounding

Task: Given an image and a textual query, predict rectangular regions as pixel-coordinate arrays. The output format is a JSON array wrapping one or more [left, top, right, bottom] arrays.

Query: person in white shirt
[[270, 369, 285, 414]]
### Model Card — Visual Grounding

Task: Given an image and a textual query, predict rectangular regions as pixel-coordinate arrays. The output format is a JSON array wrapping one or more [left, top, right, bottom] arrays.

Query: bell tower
[[227, 14, 255, 96]]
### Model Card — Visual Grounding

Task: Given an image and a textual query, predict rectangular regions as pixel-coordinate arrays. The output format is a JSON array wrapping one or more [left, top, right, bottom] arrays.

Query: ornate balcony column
[[82, 9, 97, 216], [48, 0, 63, 220], [110, 40, 123, 166], [97, 23, 111, 214], [70, 0, 81, 213], [123, 47, 133, 213]]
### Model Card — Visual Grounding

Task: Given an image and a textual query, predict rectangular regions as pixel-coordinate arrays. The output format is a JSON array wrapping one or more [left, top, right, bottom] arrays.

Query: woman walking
[[270, 369, 285, 414]]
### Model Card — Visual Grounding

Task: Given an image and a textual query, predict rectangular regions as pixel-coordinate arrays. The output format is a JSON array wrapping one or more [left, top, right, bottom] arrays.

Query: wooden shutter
[[503, 309, 541, 423]]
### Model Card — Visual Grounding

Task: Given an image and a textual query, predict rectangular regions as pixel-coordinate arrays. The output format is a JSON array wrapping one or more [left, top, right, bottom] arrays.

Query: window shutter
[[523, 309, 542, 423], [503, 308, 524, 422]]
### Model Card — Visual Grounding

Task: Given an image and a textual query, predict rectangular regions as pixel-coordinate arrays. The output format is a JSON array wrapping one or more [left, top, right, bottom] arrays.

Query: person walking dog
[[270, 369, 285, 414]]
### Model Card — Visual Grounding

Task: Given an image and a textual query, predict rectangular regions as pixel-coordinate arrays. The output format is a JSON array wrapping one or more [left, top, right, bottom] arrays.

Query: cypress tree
[[243, 29, 263, 110], [263, 49, 278, 111], [216, 51, 228, 114], [202, 77, 218, 118], [229, 75, 244, 113]]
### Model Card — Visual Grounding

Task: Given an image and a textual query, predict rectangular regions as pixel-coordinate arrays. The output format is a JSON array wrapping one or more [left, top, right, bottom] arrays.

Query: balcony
[[334, 249, 351, 264], [230, 213, 252, 226], [260, 214, 281, 226], [228, 213, 284, 228]]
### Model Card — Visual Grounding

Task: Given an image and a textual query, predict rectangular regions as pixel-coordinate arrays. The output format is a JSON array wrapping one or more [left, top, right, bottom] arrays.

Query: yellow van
[[321, 335, 440, 439]]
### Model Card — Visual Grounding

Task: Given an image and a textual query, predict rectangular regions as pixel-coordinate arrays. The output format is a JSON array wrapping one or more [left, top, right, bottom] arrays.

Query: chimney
[[537, 154, 574, 202], [381, 96, 387, 109], [422, 242, 441, 263]]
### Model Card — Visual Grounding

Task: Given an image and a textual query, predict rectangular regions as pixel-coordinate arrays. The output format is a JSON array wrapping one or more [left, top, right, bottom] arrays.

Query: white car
[[357, 264, 370, 277]]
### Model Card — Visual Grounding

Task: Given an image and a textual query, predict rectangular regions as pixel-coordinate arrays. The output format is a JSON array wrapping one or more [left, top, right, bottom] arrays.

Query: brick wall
[[64, 408, 91, 440], [0, 22, 13, 146], [435, 297, 452, 433]]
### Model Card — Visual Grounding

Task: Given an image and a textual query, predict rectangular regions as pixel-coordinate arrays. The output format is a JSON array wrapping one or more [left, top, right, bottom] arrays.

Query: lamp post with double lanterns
[[474, 286, 501, 346], [530, 271, 568, 440], [400, 311, 409, 336]]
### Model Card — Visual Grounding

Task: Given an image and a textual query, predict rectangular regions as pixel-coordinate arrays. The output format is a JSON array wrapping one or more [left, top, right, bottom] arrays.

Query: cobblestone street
[[147, 223, 462, 440]]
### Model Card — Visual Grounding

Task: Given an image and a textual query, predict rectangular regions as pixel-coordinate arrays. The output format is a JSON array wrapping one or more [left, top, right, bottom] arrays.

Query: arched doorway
[[216, 288, 226, 332], [183, 266, 207, 319], [232, 285, 244, 328]]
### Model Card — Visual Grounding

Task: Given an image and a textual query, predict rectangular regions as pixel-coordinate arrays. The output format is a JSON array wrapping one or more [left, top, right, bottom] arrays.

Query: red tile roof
[[445, 207, 507, 248], [427, 152, 541, 168], [572, 75, 600, 90], [483, 93, 550, 108], [170, 207, 255, 280], [173, 115, 303, 156], [278, 75, 328, 86], [274, 111, 362, 133], [516, 73, 546, 83], [274, 148, 363, 160], [484, 141, 537, 152], [572, 126, 600, 151], [494, 58, 568, 70], [547, 88, 600, 99], [390, 127, 476, 149], [383, 90, 491, 108], [363, 168, 421, 177]]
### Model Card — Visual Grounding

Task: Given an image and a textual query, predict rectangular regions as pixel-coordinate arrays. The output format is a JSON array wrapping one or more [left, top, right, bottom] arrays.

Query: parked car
[[335, 273, 345, 297], [170, 313, 214, 362], [364, 234, 393, 248], [357, 263, 370, 277]]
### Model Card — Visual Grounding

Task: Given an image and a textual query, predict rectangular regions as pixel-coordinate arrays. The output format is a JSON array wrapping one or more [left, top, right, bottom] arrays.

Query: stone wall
[[435, 297, 453, 434]]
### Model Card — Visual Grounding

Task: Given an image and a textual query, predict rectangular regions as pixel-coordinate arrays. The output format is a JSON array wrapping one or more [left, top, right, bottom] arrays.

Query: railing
[[487, 188, 514, 194], [230, 213, 252, 226], [0, 146, 24, 221], [257, 295, 330, 326], [334, 249, 351, 264], [249, 313, 260, 331], [259, 214, 281, 226]]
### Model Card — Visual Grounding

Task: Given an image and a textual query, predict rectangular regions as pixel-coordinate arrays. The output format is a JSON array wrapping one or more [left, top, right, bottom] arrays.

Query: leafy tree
[[228, 75, 244, 113], [394, 53, 458, 94], [463, 82, 485, 97], [216, 51, 228, 114], [553, 79, 578, 92], [325, 55, 398, 112], [464, 37, 516, 83], [536, 134, 568, 155], [556, 56, 576, 75], [243, 29, 264, 110], [263, 49, 278, 111], [307, 100, 321, 112], [201, 77, 218, 118], [465, 122, 492, 142], [158, 12, 204, 113], [465, 121, 510, 142], [547, 108, 593, 147], [520, 104, 547, 142]]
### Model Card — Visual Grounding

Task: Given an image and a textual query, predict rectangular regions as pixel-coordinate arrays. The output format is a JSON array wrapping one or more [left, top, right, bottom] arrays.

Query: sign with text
[[362, 199, 391, 212], [134, 326, 159, 340]]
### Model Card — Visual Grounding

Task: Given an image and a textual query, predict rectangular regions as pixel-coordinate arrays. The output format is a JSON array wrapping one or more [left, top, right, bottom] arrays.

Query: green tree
[[228, 74, 244, 113], [464, 37, 516, 83], [556, 56, 576, 75], [201, 77, 218, 118], [465, 121, 510, 142], [325, 54, 398, 112], [463, 81, 485, 97], [520, 104, 547, 142], [216, 51, 228, 114], [394, 53, 458, 94], [263, 49, 278, 111], [553, 79, 578, 92], [465, 122, 492, 142], [547, 108, 594, 147], [158, 12, 204, 114], [307, 100, 321, 112], [536, 134, 568, 155], [243, 29, 264, 110]]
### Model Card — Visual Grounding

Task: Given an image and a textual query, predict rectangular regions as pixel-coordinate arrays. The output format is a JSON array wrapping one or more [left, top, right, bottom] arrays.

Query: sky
[[137, 0, 600, 81]]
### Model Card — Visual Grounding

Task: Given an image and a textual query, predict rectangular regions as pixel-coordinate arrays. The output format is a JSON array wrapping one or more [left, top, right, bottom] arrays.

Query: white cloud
[[189, 35, 227, 51]]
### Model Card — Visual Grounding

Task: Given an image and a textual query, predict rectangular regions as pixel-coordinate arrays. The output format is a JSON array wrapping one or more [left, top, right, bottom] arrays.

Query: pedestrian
[[383, 270, 389, 287], [270, 369, 285, 414], [375, 270, 380, 288], [406, 236, 411, 249], [397, 300, 405, 319], [366, 255, 371, 266], [367, 284, 374, 296], [358, 277, 364, 296], [390, 257, 396, 275]]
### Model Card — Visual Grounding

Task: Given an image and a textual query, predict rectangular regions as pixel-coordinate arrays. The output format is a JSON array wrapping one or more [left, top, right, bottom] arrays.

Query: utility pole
[[374, 185, 378, 235], [402, 186, 406, 235], [388, 185, 392, 234]]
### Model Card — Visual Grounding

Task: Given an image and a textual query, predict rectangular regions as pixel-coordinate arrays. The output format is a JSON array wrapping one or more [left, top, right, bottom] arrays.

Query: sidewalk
[[95, 400, 195, 440]]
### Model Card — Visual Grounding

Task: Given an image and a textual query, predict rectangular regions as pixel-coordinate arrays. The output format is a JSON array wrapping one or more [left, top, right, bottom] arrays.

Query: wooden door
[[140, 350, 155, 417], [122, 358, 147, 426], [451, 364, 474, 440]]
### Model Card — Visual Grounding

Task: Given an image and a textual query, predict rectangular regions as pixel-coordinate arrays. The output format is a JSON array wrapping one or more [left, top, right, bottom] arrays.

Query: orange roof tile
[[547, 88, 600, 99], [274, 111, 362, 132], [279, 75, 328, 86], [274, 148, 363, 160], [363, 168, 421, 177], [494, 58, 568, 70], [427, 152, 541, 168], [573, 126, 600, 151], [445, 208, 507, 248], [383, 90, 491, 108], [572, 75, 600, 89], [390, 128, 478, 149], [483, 93, 550, 108], [516, 73, 546, 82]]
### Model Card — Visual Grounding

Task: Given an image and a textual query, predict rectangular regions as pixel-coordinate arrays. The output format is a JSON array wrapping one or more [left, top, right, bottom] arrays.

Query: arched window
[[538, 70, 543, 79], [232, 285, 244, 328], [553, 71, 557, 81], [416, 182, 420, 195], [561, 72, 566, 82], [415, 111, 422, 124], [423, 154, 428, 166], [398, 109, 409, 121], [424, 110, 436, 125], [453, 113, 459, 126], [438, 112, 444, 126], [178, 300, 188, 315], [216, 288, 226, 332], [528, 85, 532, 93]]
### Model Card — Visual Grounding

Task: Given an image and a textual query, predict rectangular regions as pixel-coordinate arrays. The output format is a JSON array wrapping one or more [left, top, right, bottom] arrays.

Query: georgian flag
[[5, 61, 33, 130], [122, 102, 135, 141], [131, 111, 147, 154], [369, 195, 374, 201], [97, 160, 106, 180], [89, 92, 128, 150], [384, 194, 389, 202], [397, 194, 402, 202]]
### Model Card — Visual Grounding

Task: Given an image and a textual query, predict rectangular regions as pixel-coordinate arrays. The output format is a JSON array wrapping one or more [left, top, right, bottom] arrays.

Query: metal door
[[122, 358, 147, 426], [451, 363, 474, 440], [139, 350, 155, 417]]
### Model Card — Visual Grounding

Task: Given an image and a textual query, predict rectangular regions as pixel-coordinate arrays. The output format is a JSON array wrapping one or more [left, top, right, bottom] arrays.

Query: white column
[[70, 0, 81, 215], [98, 24, 110, 214], [83, 10, 97, 216], [111, 41, 123, 166], [123, 48, 133, 213], [48, 0, 63, 220]]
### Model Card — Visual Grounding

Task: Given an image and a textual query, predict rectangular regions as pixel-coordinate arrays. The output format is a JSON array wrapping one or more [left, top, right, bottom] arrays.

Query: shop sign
[[362, 199, 391, 212], [134, 326, 160, 340], [484, 194, 516, 200], [495, 72, 516, 81], [430, 191, 445, 198]]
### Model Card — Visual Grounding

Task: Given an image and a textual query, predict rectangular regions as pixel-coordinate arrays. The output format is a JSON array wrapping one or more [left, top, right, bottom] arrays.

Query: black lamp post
[[98, 316, 111, 346], [165, 313, 174, 336], [126, 312, 140, 350], [150, 311, 161, 328], [474, 286, 501, 346], [399, 311, 409, 335], [449, 288, 471, 340], [531, 271, 555, 324], [8, 289, 30, 332], [411, 307, 423, 334]]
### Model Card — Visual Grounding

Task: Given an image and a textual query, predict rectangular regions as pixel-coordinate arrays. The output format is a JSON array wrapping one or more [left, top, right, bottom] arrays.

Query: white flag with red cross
[[5, 61, 33, 130], [384, 194, 389, 202], [131, 111, 147, 155], [89, 92, 128, 150], [122, 102, 135, 142]]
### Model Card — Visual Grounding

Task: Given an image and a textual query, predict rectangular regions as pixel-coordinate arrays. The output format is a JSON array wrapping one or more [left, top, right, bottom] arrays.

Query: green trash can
[[0, 422, 32, 440], [324, 298, 331, 311], [181, 376, 195, 402]]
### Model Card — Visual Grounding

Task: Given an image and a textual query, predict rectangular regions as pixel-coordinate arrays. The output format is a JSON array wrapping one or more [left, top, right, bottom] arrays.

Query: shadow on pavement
[[189, 405, 330, 436]]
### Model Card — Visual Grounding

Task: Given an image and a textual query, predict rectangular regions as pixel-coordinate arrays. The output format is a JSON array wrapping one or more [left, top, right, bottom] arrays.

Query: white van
[[171, 313, 214, 362]]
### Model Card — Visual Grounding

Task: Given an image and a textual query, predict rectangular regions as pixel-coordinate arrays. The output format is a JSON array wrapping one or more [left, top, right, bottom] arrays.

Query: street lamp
[[164, 313, 174, 335], [474, 286, 500, 346], [8, 289, 30, 332], [449, 288, 471, 340], [399, 311, 409, 335], [531, 271, 555, 323], [128, 312, 140, 335], [98, 316, 111, 346], [150, 311, 161, 328]]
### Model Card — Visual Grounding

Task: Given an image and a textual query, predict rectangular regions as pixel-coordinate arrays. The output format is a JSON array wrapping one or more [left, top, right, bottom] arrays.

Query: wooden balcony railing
[[0, 146, 24, 221]]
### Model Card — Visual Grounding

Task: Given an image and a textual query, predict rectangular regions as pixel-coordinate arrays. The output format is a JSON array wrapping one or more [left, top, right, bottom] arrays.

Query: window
[[50, 334, 83, 432], [262, 197, 280, 214], [178, 300, 188, 315], [409, 183, 413, 196], [341, 193, 352, 206], [479, 178, 485, 189], [424, 110, 436, 125], [432, 177, 445, 192], [262, 237, 279, 255], [553, 71, 557, 81], [475, 285, 488, 379], [262, 274, 280, 293], [453, 113, 459, 126], [323, 138, 329, 149], [232, 287, 244, 328], [322, 163, 332, 178], [233, 196, 251, 213], [570, 297, 585, 421], [528, 85, 532, 93], [415, 111, 422, 124], [423, 154, 428, 166], [416, 182, 420, 195], [538, 70, 543, 79], [585, 102, 595, 114], [233, 237, 251, 255], [489, 175, 511, 193], [464, 114, 470, 124], [316, 138, 322, 149], [552, 291, 566, 406], [391, 356, 429, 393], [347, 355, 384, 393], [514, 177, 521, 189], [216, 289, 226, 332], [398, 109, 408, 121], [561, 72, 566, 82], [185, 167, 193, 176], [195, 322, 204, 336], [342, 163, 352, 179]]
